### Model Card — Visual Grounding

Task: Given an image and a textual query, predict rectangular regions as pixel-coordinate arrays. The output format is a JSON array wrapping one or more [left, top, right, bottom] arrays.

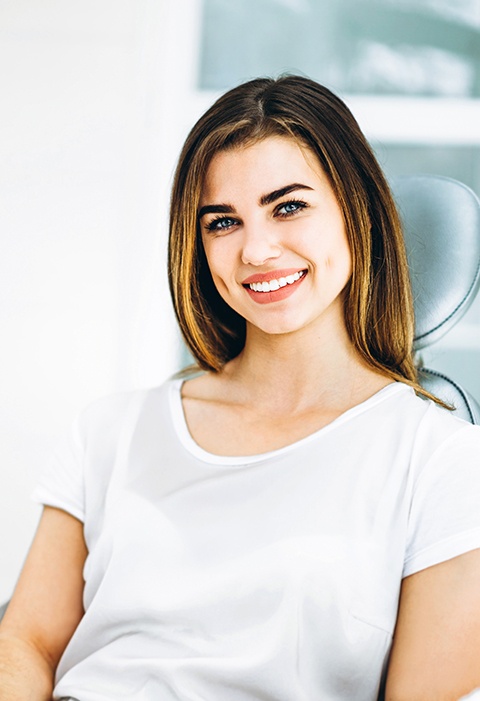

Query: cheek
[[202, 239, 232, 295], [203, 232, 238, 270], [338, 238, 353, 275], [316, 229, 351, 266], [321, 235, 352, 288]]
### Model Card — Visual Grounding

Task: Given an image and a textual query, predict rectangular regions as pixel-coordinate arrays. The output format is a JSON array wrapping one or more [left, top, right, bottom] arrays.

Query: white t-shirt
[[32, 379, 480, 701]]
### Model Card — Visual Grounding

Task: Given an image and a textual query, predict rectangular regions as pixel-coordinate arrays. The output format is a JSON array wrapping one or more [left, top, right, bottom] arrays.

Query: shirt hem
[[31, 488, 85, 524], [403, 527, 480, 577]]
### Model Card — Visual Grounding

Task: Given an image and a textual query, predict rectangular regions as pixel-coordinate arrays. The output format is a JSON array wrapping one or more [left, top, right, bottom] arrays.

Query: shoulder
[[385, 385, 480, 457], [74, 378, 179, 452], [410, 394, 480, 466], [180, 369, 225, 402], [401, 396, 480, 578], [361, 385, 480, 496]]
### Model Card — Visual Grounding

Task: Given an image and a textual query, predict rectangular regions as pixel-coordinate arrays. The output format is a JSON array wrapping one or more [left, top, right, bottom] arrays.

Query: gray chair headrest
[[390, 175, 480, 350], [418, 368, 480, 424]]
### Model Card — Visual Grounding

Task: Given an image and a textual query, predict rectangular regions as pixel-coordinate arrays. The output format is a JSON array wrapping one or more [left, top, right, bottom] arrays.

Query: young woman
[[1, 75, 480, 701]]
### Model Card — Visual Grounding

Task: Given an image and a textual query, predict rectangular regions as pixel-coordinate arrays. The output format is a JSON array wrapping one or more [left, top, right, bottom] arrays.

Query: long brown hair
[[168, 75, 438, 401]]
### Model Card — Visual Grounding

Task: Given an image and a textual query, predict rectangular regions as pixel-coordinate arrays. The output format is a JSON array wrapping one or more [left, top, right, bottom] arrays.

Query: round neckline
[[169, 378, 413, 466]]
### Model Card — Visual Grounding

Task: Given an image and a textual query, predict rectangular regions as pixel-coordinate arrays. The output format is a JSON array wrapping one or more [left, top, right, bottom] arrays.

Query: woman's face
[[198, 136, 352, 339]]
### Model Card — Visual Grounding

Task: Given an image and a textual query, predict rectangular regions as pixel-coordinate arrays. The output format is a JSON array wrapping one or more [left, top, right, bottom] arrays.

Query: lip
[[241, 268, 307, 285], [243, 270, 307, 304]]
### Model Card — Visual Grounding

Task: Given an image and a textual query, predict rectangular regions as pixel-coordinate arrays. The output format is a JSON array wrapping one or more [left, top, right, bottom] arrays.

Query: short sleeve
[[31, 413, 85, 522], [31, 388, 148, 527], [404, 422, 480, 577]]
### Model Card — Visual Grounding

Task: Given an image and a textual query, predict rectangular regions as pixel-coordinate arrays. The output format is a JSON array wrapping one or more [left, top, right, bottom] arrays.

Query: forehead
[[201, 136, 326, 201]]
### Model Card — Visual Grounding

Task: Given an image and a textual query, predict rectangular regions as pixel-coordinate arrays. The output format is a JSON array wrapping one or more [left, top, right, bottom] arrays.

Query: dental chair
[[1, 177, 480, 698], [391, 174, 480, 423]]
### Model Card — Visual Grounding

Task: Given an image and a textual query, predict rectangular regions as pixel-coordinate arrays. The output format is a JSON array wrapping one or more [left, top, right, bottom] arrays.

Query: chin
[[247, 315, 310, 337]]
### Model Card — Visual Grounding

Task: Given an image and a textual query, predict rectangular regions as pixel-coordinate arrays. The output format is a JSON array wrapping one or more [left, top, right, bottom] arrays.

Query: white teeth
[[248, 270, 305, 292]]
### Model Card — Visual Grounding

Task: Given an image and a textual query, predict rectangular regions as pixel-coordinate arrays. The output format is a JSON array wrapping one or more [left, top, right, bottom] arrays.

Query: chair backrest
[[390, 175, 480, 424]]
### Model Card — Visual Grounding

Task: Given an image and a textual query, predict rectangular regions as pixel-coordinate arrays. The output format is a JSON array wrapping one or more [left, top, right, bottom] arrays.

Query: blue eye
[[205, 216, 237, 232], [276, 200, 308, 217]]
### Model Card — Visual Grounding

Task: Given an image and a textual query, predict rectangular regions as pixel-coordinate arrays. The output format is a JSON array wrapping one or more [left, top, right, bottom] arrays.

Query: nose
[[240, 223, 282, 266]]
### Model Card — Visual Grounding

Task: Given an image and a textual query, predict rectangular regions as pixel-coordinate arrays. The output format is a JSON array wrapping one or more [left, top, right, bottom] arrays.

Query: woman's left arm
[[385, 548, 480, 701]]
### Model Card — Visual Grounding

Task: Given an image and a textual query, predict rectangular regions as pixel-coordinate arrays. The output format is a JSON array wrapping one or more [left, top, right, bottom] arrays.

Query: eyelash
[[204, 216, 238, 233], [204, 199, 309, 232], [277, 199, 309, 218]]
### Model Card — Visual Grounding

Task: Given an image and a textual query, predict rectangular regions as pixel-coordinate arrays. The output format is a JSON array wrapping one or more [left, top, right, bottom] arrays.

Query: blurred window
[[199, 0, 480, 97]]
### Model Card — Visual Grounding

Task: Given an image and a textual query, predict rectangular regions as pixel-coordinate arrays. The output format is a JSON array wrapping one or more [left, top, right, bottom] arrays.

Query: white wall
[[0, 0, 201, 603]]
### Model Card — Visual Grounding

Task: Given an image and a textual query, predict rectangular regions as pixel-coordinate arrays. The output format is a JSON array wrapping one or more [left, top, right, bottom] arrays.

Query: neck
[[222, 314, 387, 415]]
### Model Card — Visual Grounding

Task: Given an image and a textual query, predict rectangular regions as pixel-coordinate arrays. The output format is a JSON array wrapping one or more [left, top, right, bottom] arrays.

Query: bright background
[[1, 0, 479, 603]]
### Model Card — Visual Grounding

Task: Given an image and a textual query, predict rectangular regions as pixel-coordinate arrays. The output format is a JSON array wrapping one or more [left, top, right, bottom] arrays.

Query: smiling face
[[198, 136, 352, 339]]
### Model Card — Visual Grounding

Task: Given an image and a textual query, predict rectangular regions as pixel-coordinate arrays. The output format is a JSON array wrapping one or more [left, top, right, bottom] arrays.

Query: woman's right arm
[[0, 505, 87, 700]]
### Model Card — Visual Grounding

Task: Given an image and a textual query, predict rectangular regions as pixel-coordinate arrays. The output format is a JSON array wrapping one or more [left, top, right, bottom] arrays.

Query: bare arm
[[0, 506, 87, 700], [385, 548, 480, 701]]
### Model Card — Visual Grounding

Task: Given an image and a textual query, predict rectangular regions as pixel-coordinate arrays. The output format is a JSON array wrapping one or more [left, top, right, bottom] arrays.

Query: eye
[[204, 216, 239, 232], [275, 200, 309, 217]]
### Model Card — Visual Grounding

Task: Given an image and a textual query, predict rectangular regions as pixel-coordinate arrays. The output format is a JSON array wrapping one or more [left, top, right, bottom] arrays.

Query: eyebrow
[[259, 182, 314, 206], [198, 182, 314, 219]]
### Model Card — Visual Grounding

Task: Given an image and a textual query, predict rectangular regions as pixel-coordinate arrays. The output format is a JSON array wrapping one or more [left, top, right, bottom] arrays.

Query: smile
[[247, 270, 305, 292], [242, 269, 308, 304]]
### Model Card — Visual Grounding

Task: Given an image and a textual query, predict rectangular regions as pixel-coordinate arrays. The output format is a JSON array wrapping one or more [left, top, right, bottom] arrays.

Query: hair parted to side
[[168, 74, 443, 404]]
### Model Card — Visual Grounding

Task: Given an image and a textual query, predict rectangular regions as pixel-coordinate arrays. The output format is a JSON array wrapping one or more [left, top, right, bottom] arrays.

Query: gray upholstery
[[391, 175, 480, 349], [391, 175, 480, 424], [418, 368, 480, 424]]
